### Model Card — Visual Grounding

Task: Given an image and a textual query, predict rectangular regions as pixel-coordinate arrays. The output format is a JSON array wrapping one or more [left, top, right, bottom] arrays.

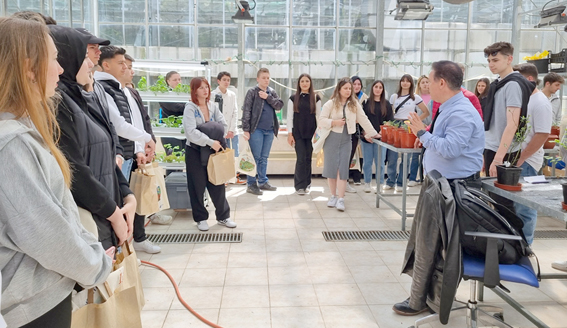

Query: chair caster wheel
[[493, 313, 504, 321]]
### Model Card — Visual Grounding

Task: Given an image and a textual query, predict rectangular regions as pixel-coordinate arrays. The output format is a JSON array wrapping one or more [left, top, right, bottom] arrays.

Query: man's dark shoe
[[259, 182, 277, 191], [392, 298, 430, 316], [247, 184, 263, 195]]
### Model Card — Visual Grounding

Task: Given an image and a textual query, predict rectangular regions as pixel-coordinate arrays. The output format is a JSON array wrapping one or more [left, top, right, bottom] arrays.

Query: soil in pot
[[401, 132, 417, 148], [496, 164, 523, 186]]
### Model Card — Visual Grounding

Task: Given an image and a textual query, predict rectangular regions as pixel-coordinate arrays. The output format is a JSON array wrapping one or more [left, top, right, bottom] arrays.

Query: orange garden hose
[[141, 260, 224, 328]]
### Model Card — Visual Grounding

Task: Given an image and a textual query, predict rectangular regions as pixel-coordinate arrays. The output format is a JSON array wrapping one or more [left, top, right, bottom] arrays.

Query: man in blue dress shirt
[[393, 60, 485, 316], [408, 60, 484, 188]]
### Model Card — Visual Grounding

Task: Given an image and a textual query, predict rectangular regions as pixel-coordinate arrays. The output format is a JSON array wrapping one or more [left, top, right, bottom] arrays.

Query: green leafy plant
[[137, 76, 148, 91], [156, 144, 185, 163], [503, 116, 530, 167], [149, 76, 169, 93]]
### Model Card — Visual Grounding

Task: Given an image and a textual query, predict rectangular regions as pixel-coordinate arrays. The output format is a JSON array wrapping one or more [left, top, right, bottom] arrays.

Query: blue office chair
[[412, 232, 546, 328]]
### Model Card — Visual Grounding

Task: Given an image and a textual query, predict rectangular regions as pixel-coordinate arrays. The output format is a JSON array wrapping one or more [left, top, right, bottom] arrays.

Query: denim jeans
[[361, 142, 387, 184], [386, 151, 420, 187], [121, 158, 134, 182], [226, 135, 240, 157], [247, 128, 274, 186], [514, 162, 538, 245]]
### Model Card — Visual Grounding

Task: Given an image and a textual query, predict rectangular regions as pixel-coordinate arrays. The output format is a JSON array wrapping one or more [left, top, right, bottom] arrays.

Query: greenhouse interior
[[1, 0, 567, 327]]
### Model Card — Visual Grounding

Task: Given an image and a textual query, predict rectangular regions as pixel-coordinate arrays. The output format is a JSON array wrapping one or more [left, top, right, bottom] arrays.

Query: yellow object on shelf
[[523, 50, 550, 61]]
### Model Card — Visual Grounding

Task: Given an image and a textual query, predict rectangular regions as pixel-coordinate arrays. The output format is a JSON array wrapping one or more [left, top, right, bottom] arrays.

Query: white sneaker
[[407, 181, 418, 187], [364, 183, 372, 193], [353, 181, 361, 185], [395, 185, 403, 192], [197, 220, 209, 231], [218, 218, 237, 228], [346, 183, 357, 193], [336, 198, 345, 211], [327, 195, 338, 208], [133, 239, 161, 254], [149, 213, 173, 225], [382, 184, 393, 190], [552, 260, 567, 272]]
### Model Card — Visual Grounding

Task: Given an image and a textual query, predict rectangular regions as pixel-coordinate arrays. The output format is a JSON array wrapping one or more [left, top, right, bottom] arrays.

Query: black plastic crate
[[550, 49, 567, 73], [527, 58, 549, 74]]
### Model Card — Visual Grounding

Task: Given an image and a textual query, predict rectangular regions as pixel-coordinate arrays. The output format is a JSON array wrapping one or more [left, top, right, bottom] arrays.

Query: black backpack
[[451, 180, 531, 264]]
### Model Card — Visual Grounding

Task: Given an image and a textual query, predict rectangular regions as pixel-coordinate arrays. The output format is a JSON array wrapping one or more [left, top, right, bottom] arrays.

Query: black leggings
[[21, 293, 72, 328]]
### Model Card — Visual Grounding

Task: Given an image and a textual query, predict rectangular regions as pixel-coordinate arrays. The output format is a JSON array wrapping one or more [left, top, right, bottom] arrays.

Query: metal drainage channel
[[146, 233, 242, 244], [322, 231, 411, 242], [322, 230, 567, 242]]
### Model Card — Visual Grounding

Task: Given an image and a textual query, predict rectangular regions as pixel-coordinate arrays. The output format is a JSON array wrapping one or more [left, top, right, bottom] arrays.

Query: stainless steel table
[[373, 140, 422, 230]]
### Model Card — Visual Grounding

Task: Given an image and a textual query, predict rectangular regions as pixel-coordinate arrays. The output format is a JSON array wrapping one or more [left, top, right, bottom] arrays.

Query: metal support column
[[464, 1, 473, 86], [511, 0, 522, 65], [237, 23, 246, 112], [68, 0, 73, 26], [375, 0, 385, 78]]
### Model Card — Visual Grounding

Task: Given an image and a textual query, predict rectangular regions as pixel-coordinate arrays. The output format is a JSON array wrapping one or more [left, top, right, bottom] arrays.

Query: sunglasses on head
[[485, 50, 508, 58]]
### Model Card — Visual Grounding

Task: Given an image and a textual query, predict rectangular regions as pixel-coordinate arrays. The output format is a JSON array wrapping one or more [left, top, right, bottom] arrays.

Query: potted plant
[[400, 125, 417, 148], [393, 122, 405, 148], [495, 117, 529, 188]]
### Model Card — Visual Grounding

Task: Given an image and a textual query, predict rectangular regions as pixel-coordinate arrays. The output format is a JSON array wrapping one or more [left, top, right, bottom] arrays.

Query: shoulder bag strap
[[394, 96, 412, 114]]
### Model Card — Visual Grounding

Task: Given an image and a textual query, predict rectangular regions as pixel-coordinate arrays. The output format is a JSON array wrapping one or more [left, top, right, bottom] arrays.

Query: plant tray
[[494, 181, 522, 191]]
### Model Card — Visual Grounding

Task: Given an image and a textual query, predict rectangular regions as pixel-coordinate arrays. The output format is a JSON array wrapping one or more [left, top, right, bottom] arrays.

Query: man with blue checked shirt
[[393, 60, 484, 316]]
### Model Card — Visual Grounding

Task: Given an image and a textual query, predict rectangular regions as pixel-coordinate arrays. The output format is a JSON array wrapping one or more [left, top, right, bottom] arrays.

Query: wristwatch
[[417, 129, 427, 138]]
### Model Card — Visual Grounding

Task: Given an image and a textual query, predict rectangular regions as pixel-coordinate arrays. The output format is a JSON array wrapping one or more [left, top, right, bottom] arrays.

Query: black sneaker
[[392, 298, 430, 316], [259, 182, 277, 191], [247, 184, 263, 195]]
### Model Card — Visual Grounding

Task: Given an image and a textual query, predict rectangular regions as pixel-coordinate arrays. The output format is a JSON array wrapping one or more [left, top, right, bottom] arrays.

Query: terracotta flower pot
[[401, 132, 417, 148], [380, 125, 388, 143], [543, 135, 558, 149], [386, 126, 395, 144], [551, 126, 560, 136], [394, 128, 403, 148]]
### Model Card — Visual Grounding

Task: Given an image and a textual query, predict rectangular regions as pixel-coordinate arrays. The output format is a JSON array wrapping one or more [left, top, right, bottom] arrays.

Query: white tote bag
[[236, 137, 257, 177]]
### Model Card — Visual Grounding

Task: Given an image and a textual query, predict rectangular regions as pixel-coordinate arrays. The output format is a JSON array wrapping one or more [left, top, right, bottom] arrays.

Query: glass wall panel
[[197, 0, 235, 25], [339, 0, 376, 27], [150, 25, 192, 49], [292, 0, 336, 26], [426, 0, 468, 24], [199, 26, 238, 60], [291, 28, 335, 62], [254, 0, 289, 26], [338, 29, 376, 61], [472, 0, 513, 26], [6, 0, 41, 13], [99, 0, 146, 23], [149, 0, 194, 23], [99, 24, 146, 46], [384, 28, 421, 63], [245, 27, 289, 61], [422, 29, 467, 63]]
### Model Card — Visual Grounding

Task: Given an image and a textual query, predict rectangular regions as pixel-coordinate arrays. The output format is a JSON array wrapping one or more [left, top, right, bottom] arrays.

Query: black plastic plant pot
[[562, 183, 567, 204], [496, 165, 523, 186]]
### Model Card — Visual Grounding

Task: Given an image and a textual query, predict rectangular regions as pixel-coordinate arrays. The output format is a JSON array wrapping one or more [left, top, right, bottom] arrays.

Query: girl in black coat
[[361, 80, 394, 192], [286, 73, 321, 194], [50, 25, 134, 249]]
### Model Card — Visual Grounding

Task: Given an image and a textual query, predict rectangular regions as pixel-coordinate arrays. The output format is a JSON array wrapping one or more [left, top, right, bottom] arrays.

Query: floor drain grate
[[146, 233, 242, 244], [534, 230, 567, 239], [322, 230, 411, 242], [322, 230, 567, 242]]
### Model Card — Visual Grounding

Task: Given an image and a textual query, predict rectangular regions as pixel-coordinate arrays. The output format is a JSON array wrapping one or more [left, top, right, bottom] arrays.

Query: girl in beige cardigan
[[318, 78, 380, 211]]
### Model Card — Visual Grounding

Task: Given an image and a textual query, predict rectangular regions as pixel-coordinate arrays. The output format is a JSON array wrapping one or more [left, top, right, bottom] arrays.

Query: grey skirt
[[322, 126, 352, 180]]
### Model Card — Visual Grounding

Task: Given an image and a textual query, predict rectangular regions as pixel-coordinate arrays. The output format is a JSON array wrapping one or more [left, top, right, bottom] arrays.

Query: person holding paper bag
[[183, 77, 237, 232], [0, 17, 112, 328]]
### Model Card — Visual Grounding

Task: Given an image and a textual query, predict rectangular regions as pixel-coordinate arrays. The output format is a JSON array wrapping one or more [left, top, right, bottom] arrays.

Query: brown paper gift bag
[[207, 148, 236, 185], [71, 285, 142, 328], [113, 241, 145, 312], [138, 163, 170, 212], [130, 167, 159, 215]]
